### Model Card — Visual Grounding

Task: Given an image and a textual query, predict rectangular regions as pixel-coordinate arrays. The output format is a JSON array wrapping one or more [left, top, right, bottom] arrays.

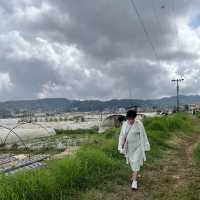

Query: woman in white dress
[[118, 110, 150, 190]]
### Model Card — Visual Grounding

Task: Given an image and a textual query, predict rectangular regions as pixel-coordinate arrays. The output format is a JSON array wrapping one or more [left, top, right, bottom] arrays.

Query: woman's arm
[[140, 121, 150, 151], [118, 122, 126, 153]]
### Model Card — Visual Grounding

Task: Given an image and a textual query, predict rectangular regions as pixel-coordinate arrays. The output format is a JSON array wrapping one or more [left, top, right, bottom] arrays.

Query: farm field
[[0, 113, 101, 143]]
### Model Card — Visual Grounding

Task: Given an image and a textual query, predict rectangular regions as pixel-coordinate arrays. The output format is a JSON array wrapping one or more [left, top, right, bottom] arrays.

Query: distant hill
[[0, 95, 200, 118]]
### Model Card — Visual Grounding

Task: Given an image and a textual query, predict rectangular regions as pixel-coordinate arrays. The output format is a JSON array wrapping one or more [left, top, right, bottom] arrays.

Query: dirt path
[[83, 133, 200, 200]]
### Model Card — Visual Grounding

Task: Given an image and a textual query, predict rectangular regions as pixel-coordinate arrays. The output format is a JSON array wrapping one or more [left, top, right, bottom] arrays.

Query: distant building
[[34, 113, 47, 118], [117, 107, 126, 113], [188, 104, 200, 113]]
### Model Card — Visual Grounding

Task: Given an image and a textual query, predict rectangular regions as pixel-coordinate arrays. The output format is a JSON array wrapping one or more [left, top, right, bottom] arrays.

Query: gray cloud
[[0, 0, 200, 100]]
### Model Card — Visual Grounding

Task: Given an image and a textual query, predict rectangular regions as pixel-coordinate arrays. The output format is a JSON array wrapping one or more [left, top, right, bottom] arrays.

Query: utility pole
[[171, 78, 184, 112]]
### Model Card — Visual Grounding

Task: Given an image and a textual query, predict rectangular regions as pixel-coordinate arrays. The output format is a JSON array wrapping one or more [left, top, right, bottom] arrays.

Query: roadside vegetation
[[0, 113, 199, 200], [194, 143, 200, 166]]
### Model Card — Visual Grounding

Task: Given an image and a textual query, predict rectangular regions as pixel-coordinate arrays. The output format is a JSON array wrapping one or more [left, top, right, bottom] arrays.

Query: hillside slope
[[0, 95, 200, 117]]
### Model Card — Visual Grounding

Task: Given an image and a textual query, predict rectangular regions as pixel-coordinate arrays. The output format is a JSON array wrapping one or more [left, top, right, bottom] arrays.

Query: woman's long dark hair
[[126, 110, 137, 119]]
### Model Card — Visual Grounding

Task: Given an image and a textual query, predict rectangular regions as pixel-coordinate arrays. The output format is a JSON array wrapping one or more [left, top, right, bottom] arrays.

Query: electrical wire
[[129, 0, 159, 61], [151, 0, 163, 36], [150, 0, 165, 62]]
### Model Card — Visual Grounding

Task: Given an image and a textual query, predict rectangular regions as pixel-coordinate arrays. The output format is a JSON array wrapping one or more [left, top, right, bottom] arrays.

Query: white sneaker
[[131, 180, 138, 190]]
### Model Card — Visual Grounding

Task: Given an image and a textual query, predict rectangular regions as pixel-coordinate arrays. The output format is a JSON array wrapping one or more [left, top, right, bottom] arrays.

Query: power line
[[151, 0, 163, 36], [129, 0, 159, 61], [170, 0, 183, 79], [171, 0, 180, 51], [150, 0, 166, 62]]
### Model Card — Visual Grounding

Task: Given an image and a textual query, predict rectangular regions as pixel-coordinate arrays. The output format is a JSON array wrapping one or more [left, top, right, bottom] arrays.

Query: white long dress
[[118, 120, 150, 172]]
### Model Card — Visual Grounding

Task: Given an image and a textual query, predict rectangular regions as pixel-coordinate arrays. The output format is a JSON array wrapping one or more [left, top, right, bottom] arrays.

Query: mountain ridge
[[0, 95, 199, 118]]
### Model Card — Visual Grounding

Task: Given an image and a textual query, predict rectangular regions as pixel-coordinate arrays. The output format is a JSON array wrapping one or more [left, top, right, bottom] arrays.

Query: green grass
[[194, 144, 200, 166], [0, 113, 197, 200], [55, 129, 98, 136], [196, 112, 200, 119], [0, 148, 120, 200], [144, 113, 194, 133], [143, 113, 195, 160]]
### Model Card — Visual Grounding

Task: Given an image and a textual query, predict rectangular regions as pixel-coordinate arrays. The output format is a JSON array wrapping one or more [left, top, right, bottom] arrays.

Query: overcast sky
[[0, 0, 200, 101]]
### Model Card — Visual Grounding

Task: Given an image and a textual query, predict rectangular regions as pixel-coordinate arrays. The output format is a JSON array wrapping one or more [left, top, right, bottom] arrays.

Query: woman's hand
[[122, 138, 126, 149]]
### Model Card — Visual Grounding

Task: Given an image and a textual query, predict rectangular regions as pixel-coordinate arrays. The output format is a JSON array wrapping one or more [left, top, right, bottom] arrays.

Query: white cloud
[[0, 0, 200, 100], [0, 73, 13, 91]]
